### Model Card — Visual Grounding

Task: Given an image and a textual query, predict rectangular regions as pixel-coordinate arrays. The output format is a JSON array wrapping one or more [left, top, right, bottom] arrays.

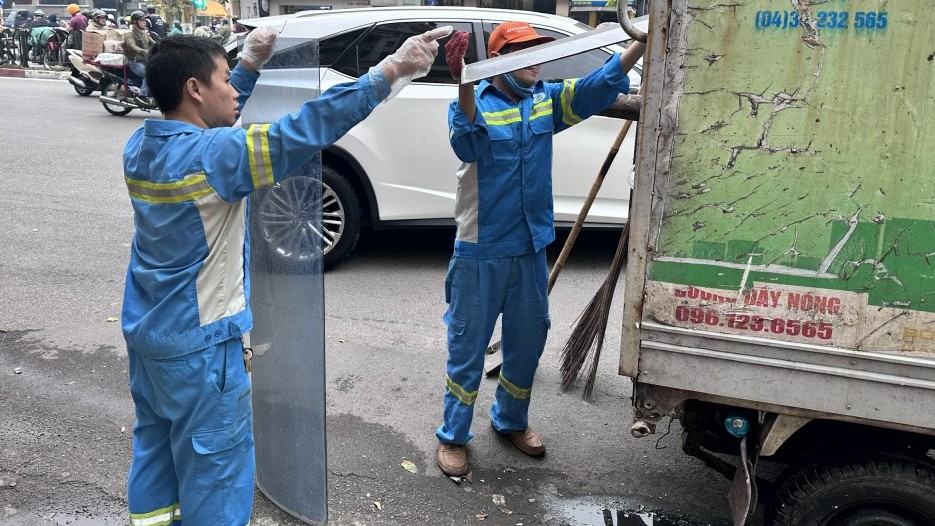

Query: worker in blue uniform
[[436, 23, 646, 476], [121, 27, 451, 525]]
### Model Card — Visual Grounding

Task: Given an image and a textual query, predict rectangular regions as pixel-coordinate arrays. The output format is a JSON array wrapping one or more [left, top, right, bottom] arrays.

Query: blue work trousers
[[127, 60, 149, 96], [127, 338, 254, 526], [436, 250, 551, 445]]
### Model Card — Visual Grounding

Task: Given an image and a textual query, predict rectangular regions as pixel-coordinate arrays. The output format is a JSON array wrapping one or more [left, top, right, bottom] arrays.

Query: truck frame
[[620, 1, 935, 524]]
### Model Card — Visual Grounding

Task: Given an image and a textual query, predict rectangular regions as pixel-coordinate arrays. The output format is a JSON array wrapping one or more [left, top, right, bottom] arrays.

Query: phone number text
[[674, 306, 833, 340], [754, 10, 888, 31]]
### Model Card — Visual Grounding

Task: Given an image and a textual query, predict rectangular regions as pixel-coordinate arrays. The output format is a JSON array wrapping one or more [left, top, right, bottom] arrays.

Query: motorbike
[[96, 61, 158, 116], [65, 48, 104, 96]]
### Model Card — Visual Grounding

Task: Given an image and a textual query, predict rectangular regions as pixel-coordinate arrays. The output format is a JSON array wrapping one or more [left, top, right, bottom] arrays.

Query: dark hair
[[146, 35, 227, 113], [146, 4, 155, 13]]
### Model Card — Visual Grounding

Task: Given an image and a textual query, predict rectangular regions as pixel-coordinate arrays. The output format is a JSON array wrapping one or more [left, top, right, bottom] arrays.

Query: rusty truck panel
[[621, 0, 935, 433]]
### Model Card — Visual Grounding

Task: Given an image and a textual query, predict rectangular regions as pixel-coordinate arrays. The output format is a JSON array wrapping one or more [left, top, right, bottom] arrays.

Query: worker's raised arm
[[372, 26, 452, 102], [445, 30, 476, 123], [619, 40, 646, 75]]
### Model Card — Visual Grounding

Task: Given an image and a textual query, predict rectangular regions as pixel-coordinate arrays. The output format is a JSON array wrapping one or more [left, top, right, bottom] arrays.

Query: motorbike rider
[[87, 10, 108, 32], [27, 9, 50, 30], [124, 10, 155, 106], [26, 9, 53, 61]]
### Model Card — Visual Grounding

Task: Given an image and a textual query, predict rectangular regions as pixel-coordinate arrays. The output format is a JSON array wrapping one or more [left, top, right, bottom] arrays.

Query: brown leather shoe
[[437, 443, 468, 476], [506, 428, 546, 457]]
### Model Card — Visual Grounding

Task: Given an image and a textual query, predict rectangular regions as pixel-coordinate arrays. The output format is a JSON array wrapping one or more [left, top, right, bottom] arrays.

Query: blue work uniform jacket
[[121, 63, 389, 359], [448, 53, 630, 258]]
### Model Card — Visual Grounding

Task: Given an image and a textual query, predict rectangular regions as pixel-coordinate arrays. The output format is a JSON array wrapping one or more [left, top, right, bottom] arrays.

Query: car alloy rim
[[257, 177, 344, 262]]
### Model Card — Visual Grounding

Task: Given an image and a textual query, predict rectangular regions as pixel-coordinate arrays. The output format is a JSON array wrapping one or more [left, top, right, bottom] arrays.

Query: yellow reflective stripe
[[246, 123, 273, 189], [482, 108, 521, 126], [530, 100, 553, 121], [498, 373, 531, 400], [446, 375, 478, 406], [129, 503, 181, 526], [126, 172, 214, 204], [560, 79, 583, 126]]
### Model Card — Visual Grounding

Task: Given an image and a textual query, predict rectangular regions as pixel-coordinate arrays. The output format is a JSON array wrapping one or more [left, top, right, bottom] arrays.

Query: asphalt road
[[0, 77, 757, 526]]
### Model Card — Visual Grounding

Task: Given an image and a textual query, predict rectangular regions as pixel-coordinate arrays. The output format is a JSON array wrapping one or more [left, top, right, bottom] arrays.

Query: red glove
[[445, 30, 469, 79]]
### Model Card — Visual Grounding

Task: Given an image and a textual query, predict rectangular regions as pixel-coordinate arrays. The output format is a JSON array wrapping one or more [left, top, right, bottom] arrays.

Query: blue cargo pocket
[[445, 314, 467, 337], [191, 415, 252, 490]]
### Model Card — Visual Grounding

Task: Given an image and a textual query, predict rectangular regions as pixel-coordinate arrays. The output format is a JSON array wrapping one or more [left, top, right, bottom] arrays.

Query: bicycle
[[0, 27, 18, 64]]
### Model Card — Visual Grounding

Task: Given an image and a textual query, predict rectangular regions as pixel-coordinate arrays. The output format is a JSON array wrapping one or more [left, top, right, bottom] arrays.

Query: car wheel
[[767, 453, 935, 526], [255, 165, 362, 271]]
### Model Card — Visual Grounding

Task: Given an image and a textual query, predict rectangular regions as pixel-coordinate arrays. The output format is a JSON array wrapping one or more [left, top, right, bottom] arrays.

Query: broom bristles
[[559, 223, 629, 400]]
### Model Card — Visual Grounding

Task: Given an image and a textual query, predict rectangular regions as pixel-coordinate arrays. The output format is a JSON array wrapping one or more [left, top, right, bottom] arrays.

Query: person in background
[[231, 16, 246, 33], [87, 10, 108, 32], [145, 4, 166, 40], [168, 20, 182, 36], [66, 4, 87, 31], [106, 13, 117, 29], [124, 11, 155, 104], [27, 9, 50, 30], [192, 20, 211, 38], [433, 22, 645, 477], [217, 17, 231, 43], [47, 13, 58, 27], [121, 26, 449, 526]]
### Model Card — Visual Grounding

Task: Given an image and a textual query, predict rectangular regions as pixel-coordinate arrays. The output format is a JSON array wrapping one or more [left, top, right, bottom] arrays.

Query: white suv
[[239, 7, 642, 268]]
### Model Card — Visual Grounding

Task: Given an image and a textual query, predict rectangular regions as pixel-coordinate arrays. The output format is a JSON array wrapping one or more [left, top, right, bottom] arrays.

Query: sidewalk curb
[[0, 68, 69, 80]]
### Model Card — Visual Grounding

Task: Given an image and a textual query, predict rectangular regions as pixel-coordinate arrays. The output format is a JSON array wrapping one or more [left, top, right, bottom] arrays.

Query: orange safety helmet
[[66, 3, 81, 15]]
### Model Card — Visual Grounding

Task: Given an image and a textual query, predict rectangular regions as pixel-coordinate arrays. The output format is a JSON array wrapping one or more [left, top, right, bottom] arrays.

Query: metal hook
[[617, 2, 648, 43]]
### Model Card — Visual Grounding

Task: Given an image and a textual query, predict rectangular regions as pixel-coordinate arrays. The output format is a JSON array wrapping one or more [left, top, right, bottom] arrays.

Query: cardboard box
[[106, 29, 131, 41], [103, 40, 124, 54], [82, 31, 105, 61]]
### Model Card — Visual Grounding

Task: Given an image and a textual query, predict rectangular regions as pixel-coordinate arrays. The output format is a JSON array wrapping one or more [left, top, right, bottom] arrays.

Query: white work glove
[[238, 26, 278, 70], [370, 26, 453, 102]]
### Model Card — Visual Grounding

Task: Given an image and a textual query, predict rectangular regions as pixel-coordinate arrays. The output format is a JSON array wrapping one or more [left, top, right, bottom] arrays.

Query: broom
[[558, 85, 644, 399], [483, 115, 638, 376], [559, 220, 630, 400]]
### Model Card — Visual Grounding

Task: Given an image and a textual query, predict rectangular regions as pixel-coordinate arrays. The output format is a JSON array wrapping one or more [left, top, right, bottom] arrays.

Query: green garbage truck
[[620, 0, 935, 524]]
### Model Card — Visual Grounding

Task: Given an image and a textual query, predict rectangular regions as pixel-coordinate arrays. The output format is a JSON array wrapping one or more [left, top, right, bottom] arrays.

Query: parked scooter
[[96, 62, 158, 116], [66, 48, 103, 96]]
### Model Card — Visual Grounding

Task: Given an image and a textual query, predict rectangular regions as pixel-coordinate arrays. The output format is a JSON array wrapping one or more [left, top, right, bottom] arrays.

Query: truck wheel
[[254, 166, 361, 271], [767, 453, 935, 526]]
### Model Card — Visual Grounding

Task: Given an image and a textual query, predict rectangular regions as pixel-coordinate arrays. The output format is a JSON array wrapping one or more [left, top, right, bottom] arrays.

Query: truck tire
[[767, 453, 935, 526]]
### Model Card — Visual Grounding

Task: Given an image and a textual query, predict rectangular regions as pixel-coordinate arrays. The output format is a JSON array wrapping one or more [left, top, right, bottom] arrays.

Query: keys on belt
[[241, 337, 253, 373]]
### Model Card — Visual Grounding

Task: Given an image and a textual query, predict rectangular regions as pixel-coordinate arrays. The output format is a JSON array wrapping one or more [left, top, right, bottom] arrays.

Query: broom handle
[[547, 117, 635, 293]]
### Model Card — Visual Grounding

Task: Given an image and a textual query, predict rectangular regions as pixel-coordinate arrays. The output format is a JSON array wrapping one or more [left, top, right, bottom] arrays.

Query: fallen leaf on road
[[106, 317, 119, 322], [401, 460, 417, 474], [373, 501, 383, 510]]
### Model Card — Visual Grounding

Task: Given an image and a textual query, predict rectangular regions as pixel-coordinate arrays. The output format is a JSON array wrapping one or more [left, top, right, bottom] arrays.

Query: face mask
[[503, 72, 535, 99]]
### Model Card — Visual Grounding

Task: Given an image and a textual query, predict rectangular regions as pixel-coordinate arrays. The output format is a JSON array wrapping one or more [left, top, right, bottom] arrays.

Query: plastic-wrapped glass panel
[[243, 36, 327, 525]]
